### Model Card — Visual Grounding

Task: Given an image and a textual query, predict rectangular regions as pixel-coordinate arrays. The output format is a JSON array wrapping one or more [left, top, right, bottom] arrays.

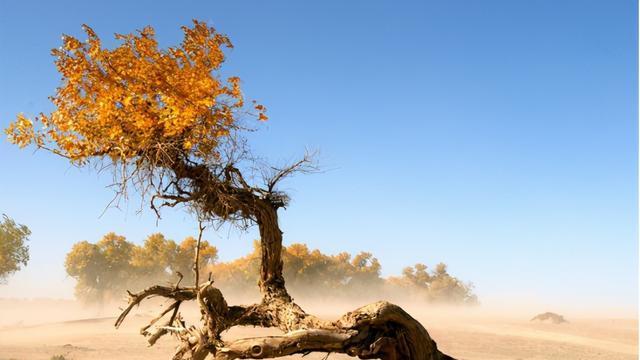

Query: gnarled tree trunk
[[255, 201, 287, 299], [232, 199, 454, 360], [116, 161, 455, 360]]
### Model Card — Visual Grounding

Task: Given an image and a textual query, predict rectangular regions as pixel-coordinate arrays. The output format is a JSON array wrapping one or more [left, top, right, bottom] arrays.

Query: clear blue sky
[[0, 0, 637, 315]]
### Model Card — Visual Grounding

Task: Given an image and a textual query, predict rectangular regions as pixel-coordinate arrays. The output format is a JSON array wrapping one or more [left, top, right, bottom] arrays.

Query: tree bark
[[242, 199, 454, 359], [216, 301, 453, 360], [255, 200, 287, 299], [117, 161, 456, 360]]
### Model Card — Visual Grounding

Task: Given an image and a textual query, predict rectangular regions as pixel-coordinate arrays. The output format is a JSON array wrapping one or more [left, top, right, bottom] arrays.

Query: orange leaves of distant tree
[[64, 232, 476, 305], [65, 232, 217, 302]]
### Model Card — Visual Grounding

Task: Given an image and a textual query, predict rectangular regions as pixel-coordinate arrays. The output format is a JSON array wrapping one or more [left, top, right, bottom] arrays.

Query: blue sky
[[0, 0, 637, 315]]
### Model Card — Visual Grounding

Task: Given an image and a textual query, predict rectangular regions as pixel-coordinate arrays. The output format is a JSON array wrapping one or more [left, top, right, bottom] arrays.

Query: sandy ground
[[0, 298, 636, 360]]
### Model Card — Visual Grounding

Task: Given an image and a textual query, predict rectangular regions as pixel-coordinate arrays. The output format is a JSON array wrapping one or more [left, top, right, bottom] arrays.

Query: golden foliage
[[0, 215, 31, 283], [208, 242, 476, 305], [65, 232, 476, 305], [5, 20, 267, 164], [65, 232, 217, 302]]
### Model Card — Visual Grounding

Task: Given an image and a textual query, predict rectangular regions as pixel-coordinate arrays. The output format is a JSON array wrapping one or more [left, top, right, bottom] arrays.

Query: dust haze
[[6, 233, 634, 359], [0, 292, 636, 360]]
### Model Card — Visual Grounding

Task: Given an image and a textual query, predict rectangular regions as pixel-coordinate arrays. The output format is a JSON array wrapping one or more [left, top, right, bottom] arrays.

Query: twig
[[194, 219, 206, 287]]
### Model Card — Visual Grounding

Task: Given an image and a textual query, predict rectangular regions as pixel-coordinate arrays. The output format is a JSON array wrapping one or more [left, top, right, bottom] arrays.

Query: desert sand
[[0, 298, 636, 360]]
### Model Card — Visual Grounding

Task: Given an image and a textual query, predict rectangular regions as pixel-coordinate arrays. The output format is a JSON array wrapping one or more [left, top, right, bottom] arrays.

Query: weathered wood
[[215, 329, 355, 359], [114, 285, 196, 329], [213, 301, 454, 360], [334, 301, 452, 360], [115, 160, 455, 360]]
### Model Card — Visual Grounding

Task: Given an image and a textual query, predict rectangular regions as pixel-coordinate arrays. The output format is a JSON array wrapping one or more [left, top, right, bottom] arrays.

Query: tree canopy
[[0, 215, 31, 283], [6, 20, 265, 164], [5, 20, 273, 223]]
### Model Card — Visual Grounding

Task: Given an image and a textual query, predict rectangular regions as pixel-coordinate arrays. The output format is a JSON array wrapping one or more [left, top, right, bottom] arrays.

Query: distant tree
[[65, 233, 135, 302], [209, 242, 475, 304], [131, 234, 218, 284], [131, 233, 177, 280], [173, 236, 218, 283], [65, 233, 477, 307], [0, 215, 31, 283], [97, 233, 135, 291], [66, 232, 219, 302], [282, 243, 345, 291], [348, 252, 383, 292], [389, 263, 477, 305], [65, 240, 105, 301], [427, 263, 477, 304], [209, 240, 261, 296], [209, 242, 386, 297], [402, 263, 432, 289]]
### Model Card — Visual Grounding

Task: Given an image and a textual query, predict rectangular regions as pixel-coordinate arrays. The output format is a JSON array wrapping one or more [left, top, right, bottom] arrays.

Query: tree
[[66, 232, 220, 302], [0, 215, 31, 283], [427, 263, 477, 304], [97, 232, 135, 291], [6, 21, 454, 360], [389, 263, 477, 305], [209, 240, 261, 296], [63, 233, 476, 305], [131, 233, 177, 279], [65, 233, 136, 302], [174, 236, 218, 282], [65, 240, 106, 301]]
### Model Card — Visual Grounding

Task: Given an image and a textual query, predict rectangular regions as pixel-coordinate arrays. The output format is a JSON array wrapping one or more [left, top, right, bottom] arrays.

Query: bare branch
[[194, 220, 206, 287], [266, 150, 320, 193], [147, 301, 182, 346], [140, 301, 181, 336], [114, 285, 197, 329]]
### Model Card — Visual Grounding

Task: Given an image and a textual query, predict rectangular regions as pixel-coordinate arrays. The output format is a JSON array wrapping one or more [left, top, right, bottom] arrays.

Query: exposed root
[[116, 284, 454, 360], [213, 300, 454, 360], [214, 329, 355, 359]]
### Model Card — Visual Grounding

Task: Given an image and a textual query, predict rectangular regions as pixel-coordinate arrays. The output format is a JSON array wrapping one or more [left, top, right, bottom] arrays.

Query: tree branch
[[266, 151, 319, 193], [194, 220, 206, 287], [114, 285, 196, 329]]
